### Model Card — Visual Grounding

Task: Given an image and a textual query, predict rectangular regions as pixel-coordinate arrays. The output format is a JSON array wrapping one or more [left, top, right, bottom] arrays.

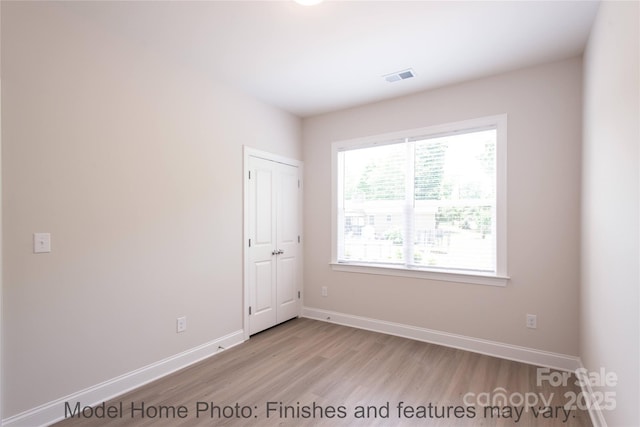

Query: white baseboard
[[5, 312, 586, 427], [2, 330, 245, 427], [576, 359, 609, 427], [302, 307, 581, 372]]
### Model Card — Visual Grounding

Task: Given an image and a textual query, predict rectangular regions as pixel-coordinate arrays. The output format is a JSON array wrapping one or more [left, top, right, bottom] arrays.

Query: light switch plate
[[526, 314, 537, 329], [177, 316, 187, 333], [34, 233, 51, 253]]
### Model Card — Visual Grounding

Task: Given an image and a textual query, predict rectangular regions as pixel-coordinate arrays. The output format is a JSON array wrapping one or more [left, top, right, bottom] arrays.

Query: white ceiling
[[74, 1, 600, 117]]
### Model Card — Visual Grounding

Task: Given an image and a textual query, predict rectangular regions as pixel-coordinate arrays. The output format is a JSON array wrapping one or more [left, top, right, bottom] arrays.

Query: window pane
[[412, 204, 495, 271], [337, 126, 498, 274], [412, 129, 496, 272], [341, 143, 406, 264]]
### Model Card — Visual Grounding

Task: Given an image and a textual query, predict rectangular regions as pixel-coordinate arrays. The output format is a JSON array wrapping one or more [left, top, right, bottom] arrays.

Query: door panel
[[248, 157, 278, 335], [276, 255, 298, 323], [255, 169, 273, 245], [276, 165, 300, 323], [254, 261, 274, 313], [248, 156, 300, 335], [278, 168, 299, 245]]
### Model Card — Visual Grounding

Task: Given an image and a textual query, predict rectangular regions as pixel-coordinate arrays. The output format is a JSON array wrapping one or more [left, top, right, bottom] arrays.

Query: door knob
[[277, 249, 284, 255]]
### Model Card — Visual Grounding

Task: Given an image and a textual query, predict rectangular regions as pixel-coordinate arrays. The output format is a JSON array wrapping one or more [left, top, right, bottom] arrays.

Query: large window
[[331, 115, 508, 286]]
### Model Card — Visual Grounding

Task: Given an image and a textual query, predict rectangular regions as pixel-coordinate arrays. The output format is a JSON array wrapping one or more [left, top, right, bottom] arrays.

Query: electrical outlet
[[321, 286, 328, 297], [177, 316, 187, 333], [526, 314, 537, 329], [33, 233, 51, 253]]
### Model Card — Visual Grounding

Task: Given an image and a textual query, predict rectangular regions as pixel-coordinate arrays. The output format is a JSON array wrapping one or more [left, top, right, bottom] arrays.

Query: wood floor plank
[[54, 318, 592, 426]]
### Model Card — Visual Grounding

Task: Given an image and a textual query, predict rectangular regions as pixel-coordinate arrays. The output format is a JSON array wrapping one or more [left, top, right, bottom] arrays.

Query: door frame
[[243, 146, 303, 341]]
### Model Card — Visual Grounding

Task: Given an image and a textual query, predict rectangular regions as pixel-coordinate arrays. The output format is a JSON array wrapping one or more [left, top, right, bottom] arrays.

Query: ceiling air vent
[[383, 68, 415, 83]]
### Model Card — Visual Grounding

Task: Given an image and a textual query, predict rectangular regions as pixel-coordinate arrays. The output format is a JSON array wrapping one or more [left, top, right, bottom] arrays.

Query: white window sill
[[330, 262, 509, 287]]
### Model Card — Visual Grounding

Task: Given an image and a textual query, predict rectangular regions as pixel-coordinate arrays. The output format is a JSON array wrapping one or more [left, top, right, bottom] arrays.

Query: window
[[331, 115, 508, 286]]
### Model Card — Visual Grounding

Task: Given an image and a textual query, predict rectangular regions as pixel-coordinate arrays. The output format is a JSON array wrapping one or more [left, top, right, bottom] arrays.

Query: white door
[[248, 155, 300, 335]]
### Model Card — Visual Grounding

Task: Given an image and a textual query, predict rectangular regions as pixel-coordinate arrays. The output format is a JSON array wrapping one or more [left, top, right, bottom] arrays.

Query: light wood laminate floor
[[55, 317, 592, 426]]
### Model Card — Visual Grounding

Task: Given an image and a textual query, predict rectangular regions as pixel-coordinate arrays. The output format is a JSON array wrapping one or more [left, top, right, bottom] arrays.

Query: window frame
[[330, 114, 509, 287]]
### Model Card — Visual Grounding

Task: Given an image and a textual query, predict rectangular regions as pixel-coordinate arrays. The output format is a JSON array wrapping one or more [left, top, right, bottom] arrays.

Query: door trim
[[243, 147, 303, 340]]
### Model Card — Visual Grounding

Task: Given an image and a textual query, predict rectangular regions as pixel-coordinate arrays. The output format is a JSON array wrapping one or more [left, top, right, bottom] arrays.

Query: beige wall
[[581, 2, 640, 425], [1, 2, 300, 417], [4, 1, 638, 424], [303, 57, 583, 355]]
